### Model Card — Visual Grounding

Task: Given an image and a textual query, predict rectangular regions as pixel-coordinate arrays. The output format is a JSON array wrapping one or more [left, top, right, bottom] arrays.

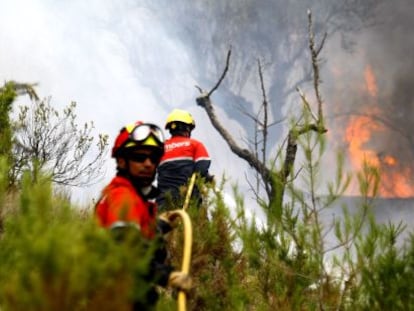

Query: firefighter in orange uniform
[[156, 109, 213, 210], [95, 120, 191, 310]]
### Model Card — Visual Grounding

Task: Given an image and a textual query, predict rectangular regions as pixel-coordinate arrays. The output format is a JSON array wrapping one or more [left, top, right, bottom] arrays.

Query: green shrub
[[0, 169, 155, 311]]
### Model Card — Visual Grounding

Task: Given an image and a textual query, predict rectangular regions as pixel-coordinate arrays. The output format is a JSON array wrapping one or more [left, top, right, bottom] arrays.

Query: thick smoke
[[1, 0, 413, 201], [324, 0, 414, 196], [377, 0, 414, 162], [149, 0, 414, 197]]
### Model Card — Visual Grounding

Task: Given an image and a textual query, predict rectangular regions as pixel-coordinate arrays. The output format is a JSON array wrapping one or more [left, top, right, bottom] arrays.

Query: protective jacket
[[156, 135, 211, 208], [95, 174, 173, 309], [95, 175, 157, 239]]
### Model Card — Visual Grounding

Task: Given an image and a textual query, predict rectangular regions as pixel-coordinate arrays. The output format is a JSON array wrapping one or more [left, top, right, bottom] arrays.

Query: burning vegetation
[[332, 62, 414, 198]]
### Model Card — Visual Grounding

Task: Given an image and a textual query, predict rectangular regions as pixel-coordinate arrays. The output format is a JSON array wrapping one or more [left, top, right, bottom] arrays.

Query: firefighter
[[95, 120, 191, 310], [156, 109, 213, 210]]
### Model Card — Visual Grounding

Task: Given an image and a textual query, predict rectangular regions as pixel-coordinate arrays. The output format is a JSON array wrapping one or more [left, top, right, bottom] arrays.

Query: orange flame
[[345, 113, 381, 170], [343, 65, 414, 198], [383, 155, 396, 166], [364, 65, 378, 97]]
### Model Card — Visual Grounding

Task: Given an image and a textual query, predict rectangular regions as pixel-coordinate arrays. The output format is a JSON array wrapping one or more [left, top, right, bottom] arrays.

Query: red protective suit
[[95, 175, 157, 239]]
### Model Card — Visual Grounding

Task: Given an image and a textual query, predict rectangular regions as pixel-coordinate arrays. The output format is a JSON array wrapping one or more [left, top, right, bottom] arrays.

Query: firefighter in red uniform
[[156, 109, 213, 210], [95, 120, 191, 310]]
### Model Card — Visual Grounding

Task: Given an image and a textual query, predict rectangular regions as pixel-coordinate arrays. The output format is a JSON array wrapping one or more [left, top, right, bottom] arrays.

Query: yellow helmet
[[165, 109, 195, 130]]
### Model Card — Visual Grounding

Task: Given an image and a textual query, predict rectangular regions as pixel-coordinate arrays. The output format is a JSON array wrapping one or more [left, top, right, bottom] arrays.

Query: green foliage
[[157, 120, 414, 310], [3, 157, 413, 310], [0, 83, 16, 168], [356, 220, 411, 310], [0, 167, 155, 311], [1, 126, 414, 310], [0, 157, 8, 205]]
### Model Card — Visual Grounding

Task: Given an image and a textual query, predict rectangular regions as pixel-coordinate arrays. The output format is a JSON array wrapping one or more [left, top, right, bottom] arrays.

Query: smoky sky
[[378, 0, 414, 164], [150, 0, 414, 198], [325, 0, 414, 191], [1, 0, 413, 201]]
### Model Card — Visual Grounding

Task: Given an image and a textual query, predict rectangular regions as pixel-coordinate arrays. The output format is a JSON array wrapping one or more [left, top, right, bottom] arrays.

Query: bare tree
[[195, 11, 327, 220], [143, 0, 383, 129], [5, 86, 109, 188]]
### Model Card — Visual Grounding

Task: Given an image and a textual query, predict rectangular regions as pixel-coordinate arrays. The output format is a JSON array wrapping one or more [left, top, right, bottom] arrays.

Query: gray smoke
[[379, 0, 414, 161], [1, 0, 413, 201], [324, 0, 414, 196], [147, 0, 414, 197]]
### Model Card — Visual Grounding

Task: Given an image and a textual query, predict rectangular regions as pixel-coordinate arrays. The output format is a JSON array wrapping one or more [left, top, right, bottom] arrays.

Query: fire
[[343, 65, 414, 198], [364, 65, 378, 97], [345, 112, 381, 170], [383, 155, 396, 166], [382, 169, 414, 198]]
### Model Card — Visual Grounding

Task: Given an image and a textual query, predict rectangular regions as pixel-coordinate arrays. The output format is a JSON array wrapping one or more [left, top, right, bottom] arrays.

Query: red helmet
[[112, 121, 165, 158]]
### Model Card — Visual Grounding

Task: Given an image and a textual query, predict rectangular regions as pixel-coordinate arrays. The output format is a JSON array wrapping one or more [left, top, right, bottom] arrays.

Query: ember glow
[[364, 65, 378, 97], [344, 65, 414, 198]]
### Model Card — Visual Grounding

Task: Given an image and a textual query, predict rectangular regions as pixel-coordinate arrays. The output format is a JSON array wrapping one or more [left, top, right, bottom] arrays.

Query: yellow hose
[[167, 209, 193, 311], [165, 173, 196, 310], [182, 173, 197, 211]]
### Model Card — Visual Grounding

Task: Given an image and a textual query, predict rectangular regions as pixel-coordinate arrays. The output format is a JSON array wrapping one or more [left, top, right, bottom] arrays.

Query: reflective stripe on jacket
[[157, 135, 211, 195], [95, 175, 157, 239]]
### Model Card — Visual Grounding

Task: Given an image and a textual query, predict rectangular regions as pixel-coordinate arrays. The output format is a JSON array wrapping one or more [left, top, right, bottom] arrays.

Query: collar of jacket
[[116, 171, 160, 200]]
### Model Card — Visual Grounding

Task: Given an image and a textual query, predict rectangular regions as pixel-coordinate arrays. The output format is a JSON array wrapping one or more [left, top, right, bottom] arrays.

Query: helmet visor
[[129, 123, 164, 146]]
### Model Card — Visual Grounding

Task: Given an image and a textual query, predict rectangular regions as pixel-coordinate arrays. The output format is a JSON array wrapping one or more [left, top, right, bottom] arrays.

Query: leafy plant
[[0, 165, 155, 311]]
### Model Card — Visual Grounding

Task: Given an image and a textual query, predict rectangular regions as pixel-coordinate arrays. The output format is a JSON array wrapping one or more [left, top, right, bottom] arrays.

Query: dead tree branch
[[308, 9, 326, 124], [207, 49, 232, 97], [196, 11, 328, 217], [196, 93, 272, 185]]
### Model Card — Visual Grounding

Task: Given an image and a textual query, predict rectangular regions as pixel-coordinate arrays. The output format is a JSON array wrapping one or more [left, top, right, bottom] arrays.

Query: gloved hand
[[168, 271, 192, 292], [158, 211, 180, 234]]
